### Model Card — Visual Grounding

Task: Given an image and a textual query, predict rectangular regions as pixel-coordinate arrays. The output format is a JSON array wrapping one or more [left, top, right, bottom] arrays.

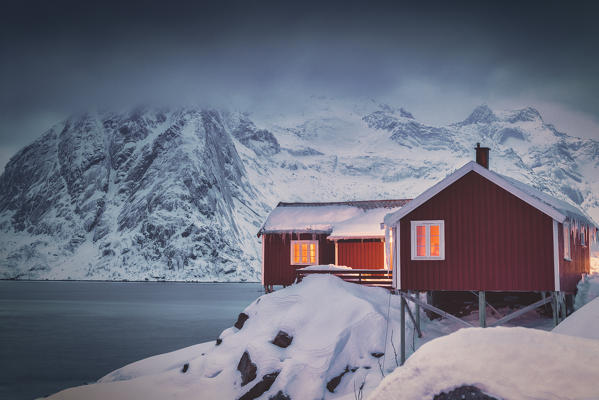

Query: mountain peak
[[461, 105, 498, 125], [506, 107, 543, 123]]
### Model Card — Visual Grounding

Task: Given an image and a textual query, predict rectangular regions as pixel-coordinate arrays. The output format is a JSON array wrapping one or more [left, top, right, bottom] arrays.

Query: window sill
[[412, 257, 445, 261], [563, 257, 572, 262]]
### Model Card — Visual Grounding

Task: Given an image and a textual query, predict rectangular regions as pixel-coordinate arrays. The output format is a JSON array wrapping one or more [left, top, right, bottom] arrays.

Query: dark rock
[[181, 363, 189, 373], [235, 313, 249, 330], [237, 351, 257, 386], [434, 385, 498, 400], [269, 391, 291, 400], [272, 331, 293, 348], [216, 338, 222, 346], [326, 366, 350, 393], [238, 371, 280, 400], [371, 352, 384, 358]]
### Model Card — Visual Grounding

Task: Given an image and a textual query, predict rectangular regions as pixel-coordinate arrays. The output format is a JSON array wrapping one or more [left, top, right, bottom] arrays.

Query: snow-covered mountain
[[1, 100, 598, 281]]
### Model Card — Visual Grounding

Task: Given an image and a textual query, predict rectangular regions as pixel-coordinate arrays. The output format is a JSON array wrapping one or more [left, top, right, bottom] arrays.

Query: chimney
[[475, 143, 490, 169]]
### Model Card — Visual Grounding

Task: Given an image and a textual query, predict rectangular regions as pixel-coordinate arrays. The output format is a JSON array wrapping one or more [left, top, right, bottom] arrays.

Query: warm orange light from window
[[309, 243, 316, 263], [416, 225, 426, 256], [294, 243, 300, 263], [430, 225, 440, 256]]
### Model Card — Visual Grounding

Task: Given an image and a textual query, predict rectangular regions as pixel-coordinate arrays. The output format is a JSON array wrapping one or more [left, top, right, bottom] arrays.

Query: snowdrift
[[47, 275, 415, 400], [368, 327, 599, 400]]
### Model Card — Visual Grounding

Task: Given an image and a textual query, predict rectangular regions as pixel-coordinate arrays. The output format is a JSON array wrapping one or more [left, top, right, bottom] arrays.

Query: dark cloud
[[1, 0, 598, 168]]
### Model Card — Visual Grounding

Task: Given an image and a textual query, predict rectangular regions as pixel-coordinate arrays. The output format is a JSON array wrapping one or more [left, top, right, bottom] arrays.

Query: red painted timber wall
[[400, 171, 555, 292], [337, 240, 384, 269], [262, 233, 334, 286], [559, 224, 590, 293]]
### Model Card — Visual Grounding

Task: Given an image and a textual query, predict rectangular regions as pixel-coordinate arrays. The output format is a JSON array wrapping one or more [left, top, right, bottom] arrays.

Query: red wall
[[559, 224, 590, 293], [400, 171, 555, 292], [337, 240, 384, 269], [262, 233, 334, 286]]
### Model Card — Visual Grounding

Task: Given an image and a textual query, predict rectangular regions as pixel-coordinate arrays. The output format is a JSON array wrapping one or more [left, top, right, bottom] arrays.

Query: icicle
[[312, 233, 316, 241]]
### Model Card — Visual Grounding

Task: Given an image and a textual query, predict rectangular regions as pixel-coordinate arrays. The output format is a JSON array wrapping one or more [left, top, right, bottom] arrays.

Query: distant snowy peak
[[460, 104, 498, 125]]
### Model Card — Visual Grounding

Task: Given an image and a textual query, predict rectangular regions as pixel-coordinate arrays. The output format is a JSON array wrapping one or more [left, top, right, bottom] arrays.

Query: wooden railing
[[297, 268, 393, 289]]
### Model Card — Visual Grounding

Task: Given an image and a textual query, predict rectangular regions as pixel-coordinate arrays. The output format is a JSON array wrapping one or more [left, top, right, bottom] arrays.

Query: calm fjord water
[[0, 281, 263, 400]]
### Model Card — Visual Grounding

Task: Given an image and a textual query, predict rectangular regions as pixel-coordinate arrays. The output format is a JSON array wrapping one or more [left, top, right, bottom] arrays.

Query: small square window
[[411, 220, 445, 260], [291, 240, 319, 265]]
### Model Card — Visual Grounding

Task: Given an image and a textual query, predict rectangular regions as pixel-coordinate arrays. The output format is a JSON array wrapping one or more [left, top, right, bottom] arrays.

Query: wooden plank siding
[[337, 240, 385, 269], [262, 233, 334, 286], [400, 171, 556, 292], [559, 224, 590, 293]]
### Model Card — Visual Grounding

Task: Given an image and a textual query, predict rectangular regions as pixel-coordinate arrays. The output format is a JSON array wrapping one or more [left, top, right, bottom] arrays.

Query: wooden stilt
[[404, 299, 423, 338], [559, 292, 567, 322], [400, 292, 474, 327], [552, 291, 559, 327], [489, 296, 552, 327], [479, 291, 486, 328], [400, 295, 406, 365], [415, 302, 421, 333]]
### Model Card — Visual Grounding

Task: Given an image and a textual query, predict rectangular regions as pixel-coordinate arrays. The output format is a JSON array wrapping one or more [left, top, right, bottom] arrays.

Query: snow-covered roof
[[328, 206, 402, 239], [384, 161, 597, 229], [258, 200, 410, 238]]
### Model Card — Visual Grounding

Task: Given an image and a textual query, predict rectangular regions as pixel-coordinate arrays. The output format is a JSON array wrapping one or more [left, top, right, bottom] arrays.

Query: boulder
[[237, 351, 257, 386], [235, 313, 249, 330], [238, 371, 280, 400], [434, 385, 498, 400], [272, 331, 293, 348]]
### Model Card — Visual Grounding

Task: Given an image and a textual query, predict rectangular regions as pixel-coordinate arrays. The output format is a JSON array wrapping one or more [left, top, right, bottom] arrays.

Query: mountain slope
[[0, 101, 597, 280]]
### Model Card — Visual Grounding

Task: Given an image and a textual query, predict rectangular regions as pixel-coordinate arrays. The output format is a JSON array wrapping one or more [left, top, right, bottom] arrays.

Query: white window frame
[[290, 240, 319, 265], [563, 223, 571, 261], [411, 220, 445, 260]]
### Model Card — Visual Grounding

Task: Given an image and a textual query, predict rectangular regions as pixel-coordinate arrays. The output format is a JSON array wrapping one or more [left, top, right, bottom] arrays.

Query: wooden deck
[[297, 268, 393, 289]]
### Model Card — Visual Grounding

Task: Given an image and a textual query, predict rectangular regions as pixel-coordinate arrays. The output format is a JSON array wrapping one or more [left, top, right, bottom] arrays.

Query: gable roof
[[258, 199, 410, 237], [384, 161, 597, 228]]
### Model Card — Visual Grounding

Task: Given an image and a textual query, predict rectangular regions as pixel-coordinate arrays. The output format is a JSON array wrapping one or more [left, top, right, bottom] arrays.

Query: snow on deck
[[368, 327, 599, 400]]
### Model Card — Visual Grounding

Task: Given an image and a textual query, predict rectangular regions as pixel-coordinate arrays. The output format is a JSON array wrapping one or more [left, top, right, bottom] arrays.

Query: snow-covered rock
[[1, 100, 598, 281], [368, 327, 599, 400], [46, 275, 418, 400]]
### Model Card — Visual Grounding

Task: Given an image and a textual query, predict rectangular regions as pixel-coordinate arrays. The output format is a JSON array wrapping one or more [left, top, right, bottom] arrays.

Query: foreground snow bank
[[368, 327, 599, 400], [48, 275, 414, 400]]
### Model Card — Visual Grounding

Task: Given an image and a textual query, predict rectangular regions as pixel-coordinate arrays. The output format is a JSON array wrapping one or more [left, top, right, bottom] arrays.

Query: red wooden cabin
[[384, 145, 597, 295], [257, 200, 410, 290]]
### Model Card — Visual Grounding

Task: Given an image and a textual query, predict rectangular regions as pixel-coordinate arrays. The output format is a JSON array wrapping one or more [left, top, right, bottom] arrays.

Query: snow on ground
[[553, 297, 599, 341], [47, 275, 421, 400], [574, 256, 599, 309], [368, 327, 599, 400]]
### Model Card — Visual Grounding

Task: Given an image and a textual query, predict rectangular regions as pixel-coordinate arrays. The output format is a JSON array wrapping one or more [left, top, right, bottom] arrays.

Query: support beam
[[489, 296, 552, 327], [400, 292, 474, 327], [400, 295, 406, 365], [559, 292, 567, 322], [404, 299, 423, 338], [479, 291, 486, 328]]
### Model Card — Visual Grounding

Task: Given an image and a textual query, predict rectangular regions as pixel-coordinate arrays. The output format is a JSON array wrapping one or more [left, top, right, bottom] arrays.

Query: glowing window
[[291, 240, 318, 265], [563, 223, 571, 260], [411, 221, 445, 260]]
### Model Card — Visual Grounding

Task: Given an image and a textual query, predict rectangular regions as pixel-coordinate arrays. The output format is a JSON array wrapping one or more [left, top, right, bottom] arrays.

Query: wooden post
[[334, 241, 338, 266], [479, 291, 486, 328], [400, 295, 406, 365], [559, 292, 567, 322], [552, 292, 559, 327], [415, 302, 421, 333]]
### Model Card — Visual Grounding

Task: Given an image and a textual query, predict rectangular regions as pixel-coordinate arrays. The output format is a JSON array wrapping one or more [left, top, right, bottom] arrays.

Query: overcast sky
[[1, 0, 598, 170]]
